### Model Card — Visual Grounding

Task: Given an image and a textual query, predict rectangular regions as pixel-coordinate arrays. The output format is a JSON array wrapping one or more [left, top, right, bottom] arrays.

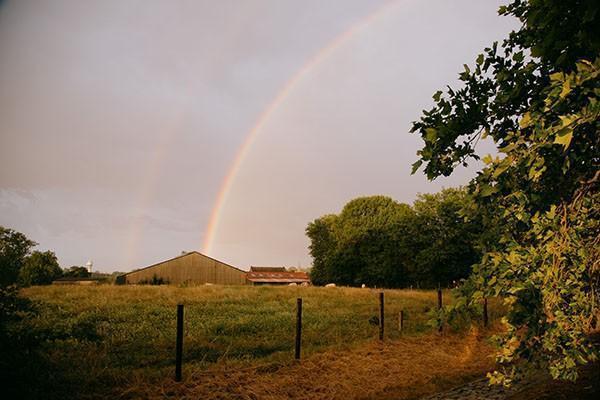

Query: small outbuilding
[[249, 266, 286, 273], [246, 266, 310, 286], [52, 277, 102, 286], [117, 251, 246, 285]]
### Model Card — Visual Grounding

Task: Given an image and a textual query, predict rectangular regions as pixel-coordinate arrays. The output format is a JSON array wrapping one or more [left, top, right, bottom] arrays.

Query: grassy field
[[19, 285, 500, 399]]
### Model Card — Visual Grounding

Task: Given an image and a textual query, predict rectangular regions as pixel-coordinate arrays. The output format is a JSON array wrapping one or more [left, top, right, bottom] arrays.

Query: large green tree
[[19, 251, 62, 286], [307, 190, 482, 288], [62, 266, 90, 278], [410, 0, 599, 382], [307, 196, 416, 287], [0, 226, 37, 287], [409, 188, 484, 287], [306, 214, 339, 285]]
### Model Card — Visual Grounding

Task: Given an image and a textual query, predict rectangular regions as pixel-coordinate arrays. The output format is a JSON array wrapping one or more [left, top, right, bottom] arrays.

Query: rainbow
[[124, 110, 186, 268], [202, 0, 398, 255]]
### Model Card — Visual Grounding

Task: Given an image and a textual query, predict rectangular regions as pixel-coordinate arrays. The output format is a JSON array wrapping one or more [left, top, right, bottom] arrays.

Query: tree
[[306, 214, 338, 285], [306, 192, 482, 288], [410, 188, 484, 287], [62, 266, 90, 278], [410, 0, 599, 382], [334, 196, 414, 287], [307, 196, 415, 287], [19, 251, 62, 286], [0, 226, 37, 287]]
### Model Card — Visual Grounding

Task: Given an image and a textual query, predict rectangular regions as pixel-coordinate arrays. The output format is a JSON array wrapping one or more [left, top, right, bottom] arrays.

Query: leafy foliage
[[19, 251, 62, 287], [0, 284, 54, 399], [410, 189, 484, 286], [410, 0, 599, 382], [307, 190, 484, 288], [0, 228, 67, 398], [62, 266, 90, 278], [0, 226, 37, 286], [307, 196, 414, 287]]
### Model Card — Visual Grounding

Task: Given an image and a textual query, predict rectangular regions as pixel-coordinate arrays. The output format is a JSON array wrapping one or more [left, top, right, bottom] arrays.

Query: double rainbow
[[202, 1, 398, 256]]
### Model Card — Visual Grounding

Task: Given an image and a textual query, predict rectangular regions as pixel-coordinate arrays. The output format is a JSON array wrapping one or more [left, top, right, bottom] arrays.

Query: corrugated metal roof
[[249, 266, 287, 272], [246, 271, 310, 283], [247, 278, 310, 283], [120, 251, 244, 277]]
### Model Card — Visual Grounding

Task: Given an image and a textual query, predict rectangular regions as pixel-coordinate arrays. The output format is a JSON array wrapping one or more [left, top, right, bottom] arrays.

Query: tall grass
[[20, 285, 494, 399]]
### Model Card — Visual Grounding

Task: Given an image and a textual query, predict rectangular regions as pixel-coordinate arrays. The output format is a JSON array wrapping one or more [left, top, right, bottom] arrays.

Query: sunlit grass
[[22, 285, 497, 399]]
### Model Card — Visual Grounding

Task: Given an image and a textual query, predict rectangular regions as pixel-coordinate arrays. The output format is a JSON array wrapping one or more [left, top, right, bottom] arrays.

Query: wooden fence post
[[437, 287, 443, 333], [175, 304, 184, 382], [295, 298, 302, 359], [379, 292, 384, 341], [399, 310, 404, 332], [483, 297, 489, 328]]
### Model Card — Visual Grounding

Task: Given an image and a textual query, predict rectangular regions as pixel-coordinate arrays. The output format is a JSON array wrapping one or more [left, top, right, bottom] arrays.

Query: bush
[[19, 251, 62, 286], [0, 286, 52, 399]]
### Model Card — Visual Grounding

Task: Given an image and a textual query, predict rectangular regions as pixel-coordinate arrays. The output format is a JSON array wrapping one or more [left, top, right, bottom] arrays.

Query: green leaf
[[554, 129, 573, 149], [411, 160, 423, 174], [559, 79, 572, 98], [519, 112, 532, 128], [492, 161, 510, 178], [559, 115, 577, 127], [425, 128, 437, 142], [528, 165, 543, 181], [479, 184, 499, 197], [513, 52, 524, 63]]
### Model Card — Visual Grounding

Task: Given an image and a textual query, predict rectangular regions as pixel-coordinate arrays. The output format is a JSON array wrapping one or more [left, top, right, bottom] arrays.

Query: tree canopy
[[410, 0, 599, 383], [19, 251, 62, 287], [0, 226, 37, 287], [63, 266, 91, 278], [307, 189, 483, 288]]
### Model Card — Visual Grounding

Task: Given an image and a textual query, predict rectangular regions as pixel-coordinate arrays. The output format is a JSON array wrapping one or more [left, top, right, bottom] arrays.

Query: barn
[[117, 251, 246, 285]]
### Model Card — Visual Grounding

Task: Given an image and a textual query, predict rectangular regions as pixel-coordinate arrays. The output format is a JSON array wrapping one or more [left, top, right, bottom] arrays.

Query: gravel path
[[420, 360, 600, 400], [420, 378, 525, 400]]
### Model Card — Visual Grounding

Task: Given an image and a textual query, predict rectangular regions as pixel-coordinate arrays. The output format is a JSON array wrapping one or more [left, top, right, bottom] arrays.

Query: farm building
[[117, 251, 246, 285], [52, 277, 103, 286], [246, 266, 310, 286], [249, 266, 286, 272]]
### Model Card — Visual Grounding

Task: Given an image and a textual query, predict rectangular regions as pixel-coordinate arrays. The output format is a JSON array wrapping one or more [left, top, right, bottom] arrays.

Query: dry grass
[[20, 285, 500, 399], [120, 329, 496, 400]]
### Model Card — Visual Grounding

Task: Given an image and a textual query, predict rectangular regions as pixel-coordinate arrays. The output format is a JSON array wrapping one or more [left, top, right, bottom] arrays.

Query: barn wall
[[123, 253, 246, 285]]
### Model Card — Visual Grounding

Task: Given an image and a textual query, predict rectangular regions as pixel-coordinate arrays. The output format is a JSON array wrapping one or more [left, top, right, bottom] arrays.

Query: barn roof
[[249, 266, 287, 272], [53, 277, 102, 282], [119, 251, 244, 276], [246, 270, 310, 283]]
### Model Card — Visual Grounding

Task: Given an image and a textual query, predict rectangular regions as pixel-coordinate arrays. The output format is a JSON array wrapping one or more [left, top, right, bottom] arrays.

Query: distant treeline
[[0, 226, 124, 287], [306, 188, 491, 288]]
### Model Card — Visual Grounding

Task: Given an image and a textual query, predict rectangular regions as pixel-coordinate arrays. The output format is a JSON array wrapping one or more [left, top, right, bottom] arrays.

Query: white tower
[[86, 260, 93, 274]]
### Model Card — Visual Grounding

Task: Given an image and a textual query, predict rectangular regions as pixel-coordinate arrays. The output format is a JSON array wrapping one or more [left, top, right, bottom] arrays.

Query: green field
[[18, 285, 497, 399]]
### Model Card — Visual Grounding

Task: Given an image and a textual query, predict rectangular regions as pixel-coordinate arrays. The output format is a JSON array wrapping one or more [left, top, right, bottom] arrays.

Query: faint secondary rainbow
[[202, 0, 399, 255], [124, 109, 186, 268]]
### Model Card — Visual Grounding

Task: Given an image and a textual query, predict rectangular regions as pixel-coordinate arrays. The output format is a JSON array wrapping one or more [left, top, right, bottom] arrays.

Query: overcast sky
[[0, 0, 517, 272]]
